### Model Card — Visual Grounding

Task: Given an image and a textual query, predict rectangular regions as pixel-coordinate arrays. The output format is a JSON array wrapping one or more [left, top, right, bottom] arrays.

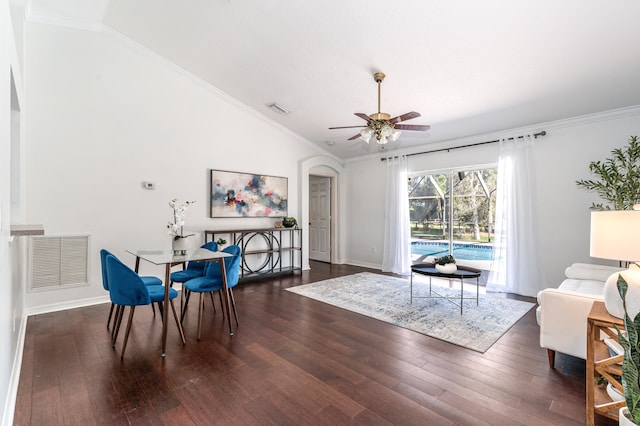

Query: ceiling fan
[[329, 72, 430, 145]]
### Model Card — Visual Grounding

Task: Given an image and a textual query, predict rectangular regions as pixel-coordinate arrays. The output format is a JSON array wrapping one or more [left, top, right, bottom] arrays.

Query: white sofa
[[536, 262, 624, 368]]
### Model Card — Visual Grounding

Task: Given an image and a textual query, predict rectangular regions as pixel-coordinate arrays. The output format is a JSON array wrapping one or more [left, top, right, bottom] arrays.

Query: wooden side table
[[586, 301, 626, 425]]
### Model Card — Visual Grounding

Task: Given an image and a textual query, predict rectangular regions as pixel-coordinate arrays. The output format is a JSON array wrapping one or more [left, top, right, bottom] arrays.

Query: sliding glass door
[[408, 167, 497, 269]]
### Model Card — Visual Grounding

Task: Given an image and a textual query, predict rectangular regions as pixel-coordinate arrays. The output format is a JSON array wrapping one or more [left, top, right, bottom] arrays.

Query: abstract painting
[[210, 169, 288, 218]]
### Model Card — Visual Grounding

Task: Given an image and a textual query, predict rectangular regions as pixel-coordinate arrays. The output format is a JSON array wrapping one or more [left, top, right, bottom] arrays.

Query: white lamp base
[[603, 268, 640, 319]]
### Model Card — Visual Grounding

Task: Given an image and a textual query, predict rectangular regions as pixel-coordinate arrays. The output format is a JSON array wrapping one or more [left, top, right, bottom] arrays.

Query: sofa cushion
[[557, 278, 606, 297], [536, 279, 606, 306], [564, 263, 622, 282]]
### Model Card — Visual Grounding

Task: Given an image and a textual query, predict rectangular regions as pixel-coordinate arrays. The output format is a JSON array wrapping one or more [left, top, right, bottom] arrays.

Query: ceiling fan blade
[[348, 134, 361, 140], [394, 124, 431, 131], [354, 112, 373, 122], [390, 111, 421, 123], [329, 125, 366, 130]]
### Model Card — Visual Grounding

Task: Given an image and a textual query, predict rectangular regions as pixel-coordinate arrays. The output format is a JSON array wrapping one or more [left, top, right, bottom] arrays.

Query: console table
[[204, 227, 302, 281]]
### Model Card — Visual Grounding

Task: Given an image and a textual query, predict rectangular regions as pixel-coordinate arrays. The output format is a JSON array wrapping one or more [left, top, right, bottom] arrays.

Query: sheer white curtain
[[382, 155, 411, 275], [487, 135, 545, 297]]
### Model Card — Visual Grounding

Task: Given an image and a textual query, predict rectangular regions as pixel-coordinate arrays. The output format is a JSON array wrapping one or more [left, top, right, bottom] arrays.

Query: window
[[408, 167, 497, 268]]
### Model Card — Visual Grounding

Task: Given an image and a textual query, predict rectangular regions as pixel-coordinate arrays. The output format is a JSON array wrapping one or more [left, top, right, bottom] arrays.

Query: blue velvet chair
[[170, 241, 219, 284], [182, 245, 242, 340], [106, 254, 185, 359], [100, 249, 163, 330], [171, 241, 219, 316]]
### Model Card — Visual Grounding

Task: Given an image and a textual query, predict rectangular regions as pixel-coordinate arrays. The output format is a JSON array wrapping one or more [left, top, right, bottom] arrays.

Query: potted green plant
[[434, 255, 457, 274], [576, 135, 640, 210], [216, 238, 227, 249], [616, 275, 640, 425]]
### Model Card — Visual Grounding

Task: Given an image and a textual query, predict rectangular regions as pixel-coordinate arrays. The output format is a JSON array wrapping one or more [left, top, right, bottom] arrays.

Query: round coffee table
[[410, 263, 482, 314]]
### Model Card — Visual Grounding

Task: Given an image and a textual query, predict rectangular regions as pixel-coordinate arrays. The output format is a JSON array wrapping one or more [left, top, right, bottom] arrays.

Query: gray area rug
[[286, 272, 535, 353]]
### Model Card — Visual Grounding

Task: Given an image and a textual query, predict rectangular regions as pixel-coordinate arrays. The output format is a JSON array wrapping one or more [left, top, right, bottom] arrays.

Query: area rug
[[286, 272, 535, 353]]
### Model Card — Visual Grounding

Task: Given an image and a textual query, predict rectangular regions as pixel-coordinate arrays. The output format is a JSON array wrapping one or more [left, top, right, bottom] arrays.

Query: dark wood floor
[[14, 261, 614, 425]]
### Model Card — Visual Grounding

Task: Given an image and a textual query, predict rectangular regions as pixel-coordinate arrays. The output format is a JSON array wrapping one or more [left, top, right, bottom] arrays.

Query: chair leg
[[107, 303, 115, 329], [181, 288, 190, 322], [197, 293, 205, 341], [111, 305, 120, 342], [120, 306, 136, 360], [209, 292, 217, 313], [218, 290, 225, 316], [547, 349, 556, 368], [169, 299, 186, 345], [229, 288, 239, 327], [157, 301, 164, 320], [151, 302, 156, 317], [180, 286, 185, 321], [112, 305, 125, 347]]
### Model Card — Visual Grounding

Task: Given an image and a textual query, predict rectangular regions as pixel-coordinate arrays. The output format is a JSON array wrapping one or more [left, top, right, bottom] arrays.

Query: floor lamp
[[590, 210, 640, 319]]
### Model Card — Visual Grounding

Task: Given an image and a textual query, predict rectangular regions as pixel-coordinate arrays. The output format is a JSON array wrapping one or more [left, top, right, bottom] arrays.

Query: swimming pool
[[411, 241, 494, 261]]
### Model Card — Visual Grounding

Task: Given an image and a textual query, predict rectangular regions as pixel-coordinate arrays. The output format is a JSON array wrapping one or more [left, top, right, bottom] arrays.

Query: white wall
[[2, 1, 26, 424], [22, 22, 330, 312], [344, 109, 640, 292]]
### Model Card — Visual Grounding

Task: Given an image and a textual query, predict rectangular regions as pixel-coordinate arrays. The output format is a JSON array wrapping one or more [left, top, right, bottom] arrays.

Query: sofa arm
[[537, 288, 603, 360]]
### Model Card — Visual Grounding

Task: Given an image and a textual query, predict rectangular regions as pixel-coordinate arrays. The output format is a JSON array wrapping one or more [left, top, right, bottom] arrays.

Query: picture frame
[[210, 169, 288, 218]]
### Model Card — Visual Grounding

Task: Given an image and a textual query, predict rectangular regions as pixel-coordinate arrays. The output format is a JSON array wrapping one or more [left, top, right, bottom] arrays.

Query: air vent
[[29, 235, 89, 291]]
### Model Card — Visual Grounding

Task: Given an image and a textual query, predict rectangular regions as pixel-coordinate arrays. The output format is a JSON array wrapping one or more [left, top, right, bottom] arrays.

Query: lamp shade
[[590, 210, 640, 262], [590, 210, 640, 319]]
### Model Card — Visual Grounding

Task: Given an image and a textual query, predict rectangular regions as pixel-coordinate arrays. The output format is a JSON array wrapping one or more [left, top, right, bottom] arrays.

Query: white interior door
[[309, 176, 331, 262]]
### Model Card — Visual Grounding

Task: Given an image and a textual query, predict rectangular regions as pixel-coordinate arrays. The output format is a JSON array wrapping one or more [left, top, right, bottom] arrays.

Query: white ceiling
[[25, 0, 640, 159]]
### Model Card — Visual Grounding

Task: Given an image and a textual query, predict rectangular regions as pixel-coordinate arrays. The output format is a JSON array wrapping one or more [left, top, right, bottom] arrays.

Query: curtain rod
[[381, 130, 547, 161]]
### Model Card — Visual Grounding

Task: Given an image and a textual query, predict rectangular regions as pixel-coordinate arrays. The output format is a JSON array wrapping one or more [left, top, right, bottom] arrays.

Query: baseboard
[[343, 259, 382, 271], [2, 313, 27, 426], [25, 295, 110, 316]]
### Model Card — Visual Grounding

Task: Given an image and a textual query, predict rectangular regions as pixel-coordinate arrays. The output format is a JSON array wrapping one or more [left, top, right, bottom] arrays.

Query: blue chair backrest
[[204, 245, 242, 287], [187, 241, 219, 271], [100, 249, 114, 291], [106, 254, 151, 306]]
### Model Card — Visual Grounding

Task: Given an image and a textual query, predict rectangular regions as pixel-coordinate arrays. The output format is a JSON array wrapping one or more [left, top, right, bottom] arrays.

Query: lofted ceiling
[[25, 0, 640, 159]]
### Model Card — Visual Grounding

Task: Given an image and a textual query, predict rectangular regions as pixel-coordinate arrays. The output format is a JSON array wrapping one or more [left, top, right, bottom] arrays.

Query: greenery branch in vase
[[616, 274, 640, 425], [168, 198, 195, 254], [576, 135, 640, 210]]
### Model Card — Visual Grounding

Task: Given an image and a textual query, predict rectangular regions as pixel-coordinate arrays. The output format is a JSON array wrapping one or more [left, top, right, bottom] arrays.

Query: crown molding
[[346, 104, 640, 164], [25, 10, 104, 32], [535, 104, 640, 131]]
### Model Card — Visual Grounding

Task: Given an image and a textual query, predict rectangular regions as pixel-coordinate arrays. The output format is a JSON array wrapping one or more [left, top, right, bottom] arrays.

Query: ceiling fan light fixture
[[359, 127, 373, 143], [329, 72, 429, 145]]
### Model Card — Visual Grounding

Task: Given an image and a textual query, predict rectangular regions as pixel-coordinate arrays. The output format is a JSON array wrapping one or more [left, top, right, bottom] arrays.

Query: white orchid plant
[[167, 198, 195, 240]]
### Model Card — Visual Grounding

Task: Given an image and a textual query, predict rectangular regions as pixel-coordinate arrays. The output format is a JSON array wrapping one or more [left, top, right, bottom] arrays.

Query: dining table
[[126, 247, 233, 357]]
